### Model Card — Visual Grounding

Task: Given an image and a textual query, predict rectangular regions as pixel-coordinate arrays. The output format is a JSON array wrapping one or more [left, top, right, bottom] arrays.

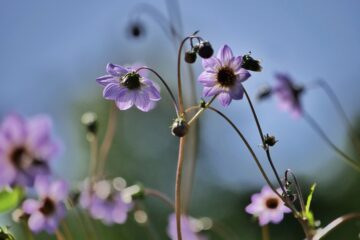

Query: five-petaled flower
[[273, 73, 304, 118], [245, 186, 291, 226], [198, 44, 251, 106], [22, 176, 68, 233], [96, 63, 161, 112], [0, 114, 60, 188], [167, 213, 207, 240], [79, 179, 133, 225]]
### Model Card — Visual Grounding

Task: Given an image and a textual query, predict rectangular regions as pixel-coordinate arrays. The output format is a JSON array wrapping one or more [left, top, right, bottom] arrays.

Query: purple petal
[[22, 199, 40, 214], [202, 57, 221, 72], [258, 212, 271, 226], [106, 63, 128, 77], [96, 75, 117, 86], [229, 56, 243, 72], [217, 45, 233, 65], [143, 80, 161, 101], [0, 114, 26, 145], [134, 92, 152, 112], [217, 92, 232, 106], [26, 115, 52, 149], [115, 91, 135, 110], [198, 71, 217, 87], [50, 180, 68, 201], [34, 176, 50, 198], [45, 217, 59, 233], [103, 83, 126, 100], [28, 211, 46, 233], [229, 83, 244, 100], [269, 212, 285, 224], [0, 162, 16, 187], [236, 68, 251, 82], [203, 85, 223, 97]]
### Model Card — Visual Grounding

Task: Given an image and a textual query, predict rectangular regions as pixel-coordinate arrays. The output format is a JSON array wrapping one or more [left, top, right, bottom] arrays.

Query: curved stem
[[187, 95, 218, 125], [243, 88, 287, 196], [144, 188, 175, 209], [285, 169, 305, 213], [177, 35, 202, 114], [303, 112, 360, 172], [98, 103, 117, 178], [175, 137, 186, 240], [313, 212, 360, 240], [136, 67, 180, 116]]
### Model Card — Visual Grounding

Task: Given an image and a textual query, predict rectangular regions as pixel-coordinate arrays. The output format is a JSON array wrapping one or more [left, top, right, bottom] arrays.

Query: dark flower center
[[9, 147, 33, 170], [265, 197, 279, 209], [121, 72, 141, 90], [217, 67, 236, 87], [40, 198, 56, 216]]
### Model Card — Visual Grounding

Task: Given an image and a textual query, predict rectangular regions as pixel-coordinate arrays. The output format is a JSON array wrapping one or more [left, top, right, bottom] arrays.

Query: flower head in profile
[[273, 73, 304, 118], [0, 114, 60, 188], [198, 45, 251, 106], [167, 213, 207, 240], [79, 179, 133, 225], [22, 176, 68, 233], [96, 63, 161, 112], [245, 186, 291, 226]]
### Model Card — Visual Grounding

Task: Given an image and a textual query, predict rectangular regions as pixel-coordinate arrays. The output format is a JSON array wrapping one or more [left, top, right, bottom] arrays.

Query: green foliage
[[0, 187, 24, 213], [0, 226, 16, 240], [303, 183, 316, 227]]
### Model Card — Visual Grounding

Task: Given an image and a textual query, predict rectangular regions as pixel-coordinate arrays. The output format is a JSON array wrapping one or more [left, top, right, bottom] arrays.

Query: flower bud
[[127, 21, 145, 39], [264, 134, 277, 147], [198, 41, 214, 59], [171, 118, 189, 137], [185, 50, 197, 63], [242, 54, 262, 72], [81, 112, 98, 135], [256, 85, 272, 101]]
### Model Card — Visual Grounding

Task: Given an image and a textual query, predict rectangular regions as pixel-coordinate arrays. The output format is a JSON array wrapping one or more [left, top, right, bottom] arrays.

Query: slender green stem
[[175, 137, 186, 240], [261, 225, 270, 240], [187, 95, 218, 125], [89, 135, 99, 184], [145, 188, 175, 209], [97, 103, 117, 179], [303, 112, 360, 172], [313, 212, 360, 240]]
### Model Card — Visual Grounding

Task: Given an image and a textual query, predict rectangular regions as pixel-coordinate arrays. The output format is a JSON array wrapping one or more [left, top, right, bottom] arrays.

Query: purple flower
[[0, 114, 60, 188], [79, 179, 133, 225], [198, 44, 251, 106], [273, 73, 304, 118], [245, 186, 291, 226], [96, 63, 161, 112], [167, 213, 207, 240], [22, 176, 68, 233]]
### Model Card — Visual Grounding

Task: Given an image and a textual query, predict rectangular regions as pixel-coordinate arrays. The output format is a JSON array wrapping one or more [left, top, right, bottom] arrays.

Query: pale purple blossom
[[167, 213, 207, 240], [79, 179, 133, 225], [273, 73, 304, 118], [198, 44, 251, 106], [96, 63, 161, 112], [245, 186, 291, 226], [0, 114, 60, 188], [22, 176, 68, 233]]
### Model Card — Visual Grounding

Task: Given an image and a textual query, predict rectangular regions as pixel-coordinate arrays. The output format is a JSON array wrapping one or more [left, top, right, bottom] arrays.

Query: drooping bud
[[185, 50, 197, 63], [127, 21, 145, 39], [198, 41, 214, 59], [171, 117, 189, 137], [242, 54, 262, 72], [256, 85, 272, 101], [81, 112, 98, 135], [264, 134, 277, 147]]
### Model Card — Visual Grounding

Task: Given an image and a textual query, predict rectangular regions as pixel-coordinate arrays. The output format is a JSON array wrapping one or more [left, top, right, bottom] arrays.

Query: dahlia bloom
[[245, 186, 291, 226], [79, 179, 133, 225], [22, 176, 68, 233], [0, 114, 60, 188], [96, 63, 161, 112], [273, 73, 304, 118], [167, 213, 207, 240], [198, 44, 251, 106]]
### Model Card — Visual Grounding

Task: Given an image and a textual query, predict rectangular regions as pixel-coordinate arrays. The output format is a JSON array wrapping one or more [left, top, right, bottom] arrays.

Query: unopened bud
[[171, 117, 189, 137], [81, 112, 98, 134], [264, 134, 277, 147], [242, 54, 262, 72], [256, 86, 272, 101], [198, 41, 214, 59], [185, 50, 197, 63]]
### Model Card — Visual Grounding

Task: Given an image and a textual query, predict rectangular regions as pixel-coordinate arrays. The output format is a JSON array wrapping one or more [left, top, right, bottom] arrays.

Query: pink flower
[[245, 186, 291, 226]]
